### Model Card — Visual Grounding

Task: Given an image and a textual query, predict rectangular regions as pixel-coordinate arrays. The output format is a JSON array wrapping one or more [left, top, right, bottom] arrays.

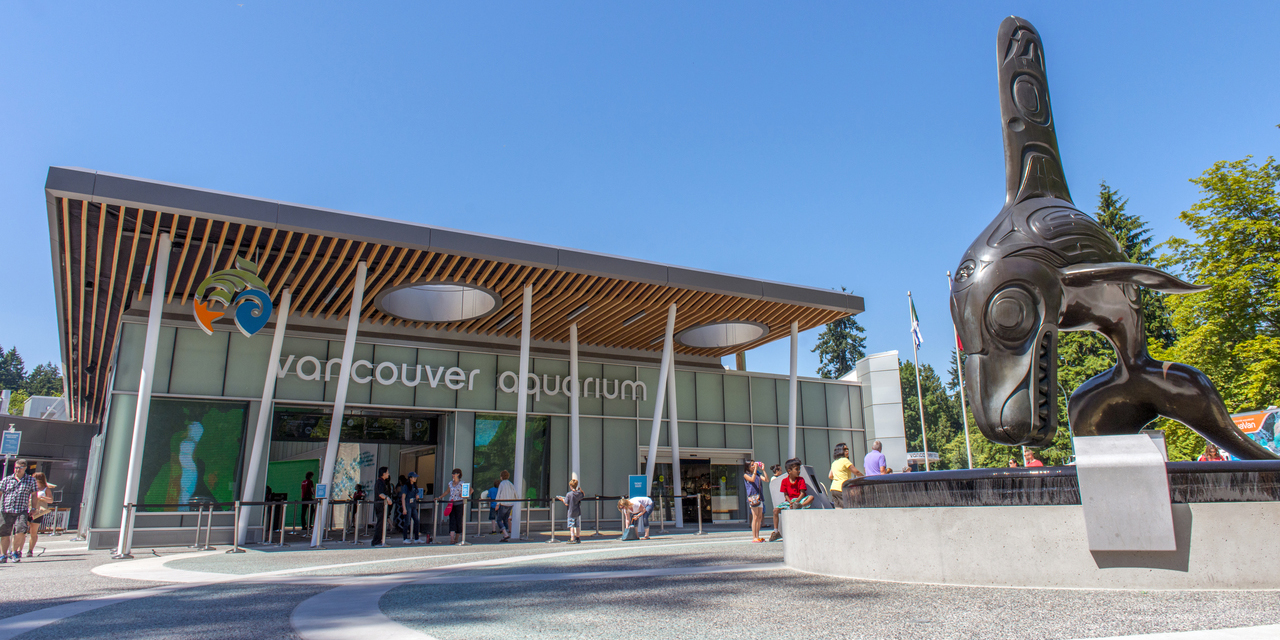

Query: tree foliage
[[899, 359, 961, 469], [813, 289, 867, 379], [0, 345, 64, 415]]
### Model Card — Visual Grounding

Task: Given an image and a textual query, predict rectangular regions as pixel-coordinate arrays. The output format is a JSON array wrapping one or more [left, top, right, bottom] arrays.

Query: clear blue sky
[[2, 2, 1277, 382]]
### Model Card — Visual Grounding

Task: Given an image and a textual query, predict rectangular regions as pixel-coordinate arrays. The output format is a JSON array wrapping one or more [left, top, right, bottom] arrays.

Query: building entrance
[[648, 448, 749, 523]]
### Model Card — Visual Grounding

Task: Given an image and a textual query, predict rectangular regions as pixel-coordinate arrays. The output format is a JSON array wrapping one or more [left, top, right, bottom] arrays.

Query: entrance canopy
[[45, 167, 864, 423]]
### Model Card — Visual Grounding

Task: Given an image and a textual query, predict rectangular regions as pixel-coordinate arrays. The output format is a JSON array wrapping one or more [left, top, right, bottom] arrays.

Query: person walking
[[0, 459, 37, 563], [556, 479, 585, 544], [495, 470, 516, 542], [863, 440, 889, 476], [299, 471, 316, 537], [439, 469, 467, 545], [400, 472, 425, 543], [25, 473, 56, 557], [372, 467, 392, 547], [828, 443, 862, 508], [485, 479, 500, 534], [743, 460, 766, 542]]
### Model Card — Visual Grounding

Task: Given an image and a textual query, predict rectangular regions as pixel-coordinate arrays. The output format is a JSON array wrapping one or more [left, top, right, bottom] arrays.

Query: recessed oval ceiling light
[[375, 282, 502, 323], [675, 321, 768, 349]]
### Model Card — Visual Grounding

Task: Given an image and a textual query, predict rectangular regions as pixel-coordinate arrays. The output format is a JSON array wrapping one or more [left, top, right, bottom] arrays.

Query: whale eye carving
[[985, 286, 1038, 345], [956, 260, 976, 283]]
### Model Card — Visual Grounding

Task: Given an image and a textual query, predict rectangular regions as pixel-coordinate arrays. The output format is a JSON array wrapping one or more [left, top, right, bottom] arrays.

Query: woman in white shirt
[[494, 470, 517, 542], [26, 473, 55, 558], [617, 495, 654, 540]]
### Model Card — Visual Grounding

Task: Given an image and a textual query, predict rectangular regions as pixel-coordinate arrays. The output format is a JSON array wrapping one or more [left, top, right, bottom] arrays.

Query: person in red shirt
[[1198, 443, 1226, 462], [768, 458, 814, 542], [1023, 449, 1044, 467]]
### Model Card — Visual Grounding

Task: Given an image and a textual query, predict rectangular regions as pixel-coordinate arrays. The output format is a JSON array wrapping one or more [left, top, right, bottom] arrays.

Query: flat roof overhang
[[45, 167, 864, 423]]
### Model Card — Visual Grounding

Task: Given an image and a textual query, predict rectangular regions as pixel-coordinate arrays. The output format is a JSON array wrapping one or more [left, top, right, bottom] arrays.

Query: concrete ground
[[0, 528, 1278, 639]]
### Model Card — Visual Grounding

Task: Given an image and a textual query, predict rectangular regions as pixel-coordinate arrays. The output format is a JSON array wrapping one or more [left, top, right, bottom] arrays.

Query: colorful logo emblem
[[193, 257, 274, 337]]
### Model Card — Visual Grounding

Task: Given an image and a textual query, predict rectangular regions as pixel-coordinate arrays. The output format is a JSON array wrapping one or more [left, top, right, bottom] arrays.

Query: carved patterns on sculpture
[[949, 16, 1276, 460]]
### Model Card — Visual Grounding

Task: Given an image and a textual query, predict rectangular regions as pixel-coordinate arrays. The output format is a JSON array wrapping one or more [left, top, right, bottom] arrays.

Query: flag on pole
[[909, 295, 924, 349]]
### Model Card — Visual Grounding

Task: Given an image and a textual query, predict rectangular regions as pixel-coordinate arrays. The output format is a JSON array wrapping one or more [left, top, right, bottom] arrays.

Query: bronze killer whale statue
[[948, 16, 1276, 460]]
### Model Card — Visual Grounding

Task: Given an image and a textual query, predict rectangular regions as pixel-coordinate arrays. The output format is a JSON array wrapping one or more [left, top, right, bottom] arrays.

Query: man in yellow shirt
[[828, 444, 862, 508]]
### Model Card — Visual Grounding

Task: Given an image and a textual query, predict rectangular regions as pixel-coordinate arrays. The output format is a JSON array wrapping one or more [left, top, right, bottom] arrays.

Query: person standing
[[400, 472, 424, 544], [495, 470, 516, 542], [1199, 444, 1226, 462], [0, 459, 37, 563], [1023, 449, 1044, 467], [556, 479, 585, 544], [485, 479, 500, 534], [743, 460, 766, 543], [299, 471, 316, 536], [828, 443, 861, 508], [439, 468, 467, 545], [26, 472, 56, 557], [863, 440, 888, 476], [372, 467, 392, 548]]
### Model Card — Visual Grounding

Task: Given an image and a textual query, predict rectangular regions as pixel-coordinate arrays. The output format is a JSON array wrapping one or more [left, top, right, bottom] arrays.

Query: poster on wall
[[1230, 409, 1280, 456], [139, 399, 248, 511]]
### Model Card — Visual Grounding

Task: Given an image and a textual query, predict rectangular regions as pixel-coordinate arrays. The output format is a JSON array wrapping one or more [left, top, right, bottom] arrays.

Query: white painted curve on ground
[[1073, 625, 1280, 640]]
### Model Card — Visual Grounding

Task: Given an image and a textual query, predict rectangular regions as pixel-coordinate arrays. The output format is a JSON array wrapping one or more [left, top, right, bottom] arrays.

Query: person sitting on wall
[[768, 458, 814, 542]]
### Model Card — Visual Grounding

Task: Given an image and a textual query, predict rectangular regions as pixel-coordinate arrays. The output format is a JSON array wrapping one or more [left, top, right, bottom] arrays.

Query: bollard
[[201, 505, 216, 550], [227, 501, 244, 553], [111, 503, 135, 559], [660, 492, 666, 535], [696, 493, 706, 535], [352, 501, 364, 545], [189, 505, 205, 549], [547, 499, 560, 544]]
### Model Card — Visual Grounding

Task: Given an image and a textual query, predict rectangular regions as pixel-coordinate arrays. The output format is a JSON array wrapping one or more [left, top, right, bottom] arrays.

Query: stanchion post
[[189, 505, 204, 549], [111, 503, 135, 559], [547, 498, 560, 544], [202, 505, 215, 550], [432, 498, 442, 544], [379, 500, 388, 547], [696, 493, 705, 536], [277, 503, 290, 547], [227, 501, 244, 553], [593, 496, 601, 537], [458, 499, 471, 546]]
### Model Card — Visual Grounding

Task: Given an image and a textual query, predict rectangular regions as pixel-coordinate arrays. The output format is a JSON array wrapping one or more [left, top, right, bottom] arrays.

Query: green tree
[[813, 288, 866, 379], [899, 359, 960, 469], [25, 363, 64, 397], [0, 346, 26, 391], [1153, 155, 1280, 458], [7, 390, 30, 416]]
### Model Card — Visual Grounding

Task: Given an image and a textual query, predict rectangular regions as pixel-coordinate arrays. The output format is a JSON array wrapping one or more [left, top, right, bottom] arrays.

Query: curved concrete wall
[[783, 502, 1280, 589]]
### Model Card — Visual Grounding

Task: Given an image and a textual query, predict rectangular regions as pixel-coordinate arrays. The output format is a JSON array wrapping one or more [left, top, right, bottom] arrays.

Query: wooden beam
[[166, 216, 197, 304]]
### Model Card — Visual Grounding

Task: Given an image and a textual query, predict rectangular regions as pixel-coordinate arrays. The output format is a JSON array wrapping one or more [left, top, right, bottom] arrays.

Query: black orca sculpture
[[949, 16, 1276, 460]]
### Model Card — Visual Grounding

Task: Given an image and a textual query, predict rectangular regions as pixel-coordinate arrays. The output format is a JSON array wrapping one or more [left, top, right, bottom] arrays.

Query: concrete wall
[[850, 351, 905, 471], [783, 502, 1280, 589]]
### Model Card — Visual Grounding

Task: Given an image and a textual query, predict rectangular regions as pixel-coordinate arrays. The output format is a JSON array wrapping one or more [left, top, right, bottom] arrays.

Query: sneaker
[[12, 552, 20, 563], [1, 555, 7, 563], [25, 550, 32, 558], [501, 536, 510, 543], [767, 531, 781, 542]]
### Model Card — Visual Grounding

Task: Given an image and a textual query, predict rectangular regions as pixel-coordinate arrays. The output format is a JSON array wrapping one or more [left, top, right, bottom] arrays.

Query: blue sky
[[1, 2, 1277, 382]]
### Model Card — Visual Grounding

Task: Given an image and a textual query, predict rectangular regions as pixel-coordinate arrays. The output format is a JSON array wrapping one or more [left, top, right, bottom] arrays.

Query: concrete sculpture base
[[782, 502, 1280, 589]]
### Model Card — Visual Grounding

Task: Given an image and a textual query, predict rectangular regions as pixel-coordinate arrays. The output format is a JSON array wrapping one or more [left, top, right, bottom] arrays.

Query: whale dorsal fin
[[999, 16, 1072, 206]]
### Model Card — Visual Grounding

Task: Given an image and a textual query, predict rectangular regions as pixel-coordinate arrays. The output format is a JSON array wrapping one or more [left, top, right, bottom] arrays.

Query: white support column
[[569, 322, 581, 483], [311, 263, 366, 548], [643, 304, 677, 489], [238, 288, 291, 545], [667, 363, 683, 528], [510, 285, 533, 539], [115, 233, 171, 558], [787, 320, 799, 460]]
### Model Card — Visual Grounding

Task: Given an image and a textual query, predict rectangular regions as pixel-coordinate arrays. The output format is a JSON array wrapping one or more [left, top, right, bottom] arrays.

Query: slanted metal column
[[115, 233, 171, 559], [667, 363, 684, 528], [238, 288, 291, 545], [311, 262, 366, 548], [643, 304, 677, 489], [510, 285, 533, 539], [787, 320, 799, 460], [569, 323, 581, 482]]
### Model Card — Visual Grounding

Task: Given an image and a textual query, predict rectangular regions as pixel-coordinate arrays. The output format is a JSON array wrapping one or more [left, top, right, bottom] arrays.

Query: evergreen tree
[[25, 363, 64, 397], [899, 359, 960, 469], [0, 346, 26, 391], [813, 288, 866, 379]]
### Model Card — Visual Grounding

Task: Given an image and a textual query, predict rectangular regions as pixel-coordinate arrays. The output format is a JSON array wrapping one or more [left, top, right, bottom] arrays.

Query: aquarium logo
[[192, 257, 274, 337]]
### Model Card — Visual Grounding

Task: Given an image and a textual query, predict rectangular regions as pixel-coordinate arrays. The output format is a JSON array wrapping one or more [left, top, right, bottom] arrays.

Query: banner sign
[[1231, 409, 1279, 455]]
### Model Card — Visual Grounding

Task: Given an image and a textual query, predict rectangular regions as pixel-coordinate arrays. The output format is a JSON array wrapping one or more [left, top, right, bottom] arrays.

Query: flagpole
[[948, 272, 974, 470], [908, 291, 931, 471]]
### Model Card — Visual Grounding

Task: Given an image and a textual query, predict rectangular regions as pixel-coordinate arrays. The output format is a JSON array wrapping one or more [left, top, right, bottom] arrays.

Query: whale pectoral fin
[[1060, 262, 1208, 294]]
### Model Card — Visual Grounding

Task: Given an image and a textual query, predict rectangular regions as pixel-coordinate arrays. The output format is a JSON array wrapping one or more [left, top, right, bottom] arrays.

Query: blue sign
[[461, 482, 471, 496], [0, 431, 19, 456], [315, 484, 327, 499], [628, 475, 647, 498]]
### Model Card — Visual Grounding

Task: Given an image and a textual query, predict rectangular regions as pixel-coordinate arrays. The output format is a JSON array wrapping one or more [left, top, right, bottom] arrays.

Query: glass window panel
[[168, 328, 229, 396], [825, 382, 852, 429], [414, 349, 459, 408], [708, 463, 740, 521], [752, 426, 780, 472], [472, 412, 550, 500], [113, 323, 146, 392], [578, 417, 603, 516], [139, 398, 248, 512], [800, 381, 827, 426], [457, 352, 498, 411], [849, 386, 865, 431], [803, 428, 828, 471], [576, 362, 604, 416], [724, 375, 750, 423], [274, 337, 328, 401], [533, 358, 570, 415], [697, 423, 725, 448], [695, 373, 725, 422], [776, 380, 792, 426], [750, 377, 777, 425], [602, 365, 638, 417], [636, 366, 660, 419], [674, 371, 696, 420], [153, 326, 176, 394], [326, 342, 373, 405], [94, 394, 137, 528], [726, 424, 752, 449], [369, 345, 417, 407], [677, 421, 697, 449], [495, 356, 520, 412], [548, 416, 569, 498], [601, 419, 638, 497], [224, 333, 270, 398]]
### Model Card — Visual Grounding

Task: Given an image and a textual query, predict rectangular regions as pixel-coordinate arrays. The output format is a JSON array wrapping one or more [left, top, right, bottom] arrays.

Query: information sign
[[0, 430, 20, 456], [316, 484, 327, 499], [628, 475, 647, 498]]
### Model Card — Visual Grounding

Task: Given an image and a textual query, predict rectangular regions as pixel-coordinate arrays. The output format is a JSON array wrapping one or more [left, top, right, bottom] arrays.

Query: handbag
[[30, 505, 52, 521], [443, 502, 453, 517], [748, 494, 762, 508]]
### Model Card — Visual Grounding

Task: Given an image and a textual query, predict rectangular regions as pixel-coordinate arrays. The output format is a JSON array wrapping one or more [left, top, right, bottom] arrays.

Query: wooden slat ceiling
[[54, 198, 851, 423]]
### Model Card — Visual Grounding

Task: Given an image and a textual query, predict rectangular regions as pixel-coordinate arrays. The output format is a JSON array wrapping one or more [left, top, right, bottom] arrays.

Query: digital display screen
[[139, 399, 247, 511]]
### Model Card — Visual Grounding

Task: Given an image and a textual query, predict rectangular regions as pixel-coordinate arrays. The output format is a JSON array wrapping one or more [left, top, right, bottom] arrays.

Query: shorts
[[0, 512, 29, 536], [777, 498, 811, 510], [566, 516, 579, 529]]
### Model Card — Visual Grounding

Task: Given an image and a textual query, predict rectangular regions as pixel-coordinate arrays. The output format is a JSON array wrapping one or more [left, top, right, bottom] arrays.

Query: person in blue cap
[[400, 472, 425, 544]]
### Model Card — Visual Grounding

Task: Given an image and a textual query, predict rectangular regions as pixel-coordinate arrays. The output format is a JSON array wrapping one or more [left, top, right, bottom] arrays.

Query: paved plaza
[[0, 529, 1277, 640]]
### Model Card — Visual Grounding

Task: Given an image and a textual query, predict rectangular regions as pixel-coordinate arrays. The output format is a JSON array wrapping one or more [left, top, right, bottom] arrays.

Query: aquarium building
[[44, 167, 902, 549]]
